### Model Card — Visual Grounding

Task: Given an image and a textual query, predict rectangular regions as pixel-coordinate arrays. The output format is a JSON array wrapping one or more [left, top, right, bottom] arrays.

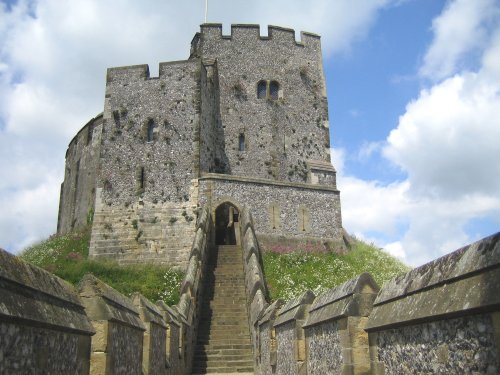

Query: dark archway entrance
[[215, 203, 240, 245]]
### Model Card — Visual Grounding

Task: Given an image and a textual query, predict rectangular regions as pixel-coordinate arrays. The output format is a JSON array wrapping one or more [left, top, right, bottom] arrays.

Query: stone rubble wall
[[240, 207, 271, 373], [196, 24, 333, 184], [244, 216, 500, 375], [200, 174, 343, 249], [58, 113, 103, 235], [0, 248, 95, 375], [366, 232, 500, 375]]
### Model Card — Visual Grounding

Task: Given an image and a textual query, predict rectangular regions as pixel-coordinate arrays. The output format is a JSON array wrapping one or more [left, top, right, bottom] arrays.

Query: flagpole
[[204, 0, 208, 23]]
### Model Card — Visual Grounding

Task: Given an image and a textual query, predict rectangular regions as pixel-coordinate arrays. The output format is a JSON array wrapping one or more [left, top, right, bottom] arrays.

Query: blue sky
[[1, 0, 499, 266]]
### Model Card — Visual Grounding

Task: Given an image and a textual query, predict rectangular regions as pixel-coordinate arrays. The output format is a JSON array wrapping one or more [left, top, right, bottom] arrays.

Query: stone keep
[[57, 24, 343, 269]]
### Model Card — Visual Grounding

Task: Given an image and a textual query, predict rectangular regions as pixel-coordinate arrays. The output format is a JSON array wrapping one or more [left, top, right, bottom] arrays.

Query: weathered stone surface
[[0, 249, 94, 375], [367, 233, 500, 330], [243, 228, 259, 262], [180, 255, 200, 296], [245, 252, 266, 300], [275, 321, 298, 375], [78, 274, 145, 330], [156, 301, 182, 375], [375, 232, 500, 306], [250, 289, 268, 325], [304, 273, 379, 328], [0, 249, 94, 334], [306, 322, 343, 375], [376, 314, 498, 375], [132, 294, 167, 375], [274, 290, 315, 327], [78, 274, 145, 375]]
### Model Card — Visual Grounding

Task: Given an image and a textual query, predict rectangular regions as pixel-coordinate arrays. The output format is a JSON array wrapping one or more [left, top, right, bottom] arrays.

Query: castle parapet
[[199, 23, 321, 48]]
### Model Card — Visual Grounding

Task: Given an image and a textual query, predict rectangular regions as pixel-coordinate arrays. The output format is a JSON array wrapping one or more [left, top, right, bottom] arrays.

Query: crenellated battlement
[[106, 59, 199, 83], [198, 23, 320, 47]]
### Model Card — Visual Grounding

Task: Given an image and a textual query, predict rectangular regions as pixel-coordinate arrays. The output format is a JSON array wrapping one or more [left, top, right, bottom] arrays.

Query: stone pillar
[[132, 293, 168, 375], [303, 273, 379, 375], [258, 299, 285, 375], [78, 274, 145, 375], [274, 290, 315, 375], [157, 301, 183, 375]]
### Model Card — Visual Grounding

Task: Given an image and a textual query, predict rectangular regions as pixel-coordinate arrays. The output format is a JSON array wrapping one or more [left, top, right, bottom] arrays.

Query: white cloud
[[335, 0, 500, 266], [420, 0, 498, 80], [0, 0, 394, 253]]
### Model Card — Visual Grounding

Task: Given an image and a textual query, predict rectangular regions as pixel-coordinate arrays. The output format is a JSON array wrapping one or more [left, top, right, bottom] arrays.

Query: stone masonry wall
[[0, 248, 94, 374], [199, 175, 343, 247], [366, 232, 500, 375], [58, 113, 103, 234], [197, 24, 332, 184], [376, 314, 498, 374], [88, 60, 202, 268]]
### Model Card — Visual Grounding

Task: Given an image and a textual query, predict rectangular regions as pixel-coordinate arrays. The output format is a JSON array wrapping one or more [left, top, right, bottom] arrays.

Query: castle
[[57, 24, 343, 269], [2, 24, 499, 375]]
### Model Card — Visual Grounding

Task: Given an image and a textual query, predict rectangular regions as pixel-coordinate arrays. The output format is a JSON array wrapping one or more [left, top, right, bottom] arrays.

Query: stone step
[[192, 366, 254, 374], [193, 245, 254, 374]]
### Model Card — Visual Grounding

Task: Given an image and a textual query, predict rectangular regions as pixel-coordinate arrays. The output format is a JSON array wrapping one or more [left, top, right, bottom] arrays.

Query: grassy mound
[[262, 238, 410, 301], [20, 227, 184, 305]]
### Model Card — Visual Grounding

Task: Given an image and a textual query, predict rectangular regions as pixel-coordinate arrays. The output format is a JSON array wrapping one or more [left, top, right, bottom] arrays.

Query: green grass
[[262, 238, 410, 301], [20, 227, 184, 305]]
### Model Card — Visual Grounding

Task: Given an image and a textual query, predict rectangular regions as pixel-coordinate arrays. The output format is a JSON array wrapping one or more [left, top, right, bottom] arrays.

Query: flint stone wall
[[157, 301, 183, 375], [258, 300, 285, 375], [132, 293, 168, 375], [0, 248, 95, 375], [58, 113, 103, 234], [274, 291, 315, 375], [199, 174, 342, 247], [367, 232, 500, 375], [303, 273, 379, 375]]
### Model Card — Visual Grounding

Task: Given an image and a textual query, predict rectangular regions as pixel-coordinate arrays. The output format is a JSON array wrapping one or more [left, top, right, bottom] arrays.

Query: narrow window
[[270, 81, 279, 100], [147, 120, 154, 142], [87, 123, 94, 145], [257, 80, 267, 99], [139, 167, 145, 189], [238, 134, 245, 151], [297, 206, 309, 233]]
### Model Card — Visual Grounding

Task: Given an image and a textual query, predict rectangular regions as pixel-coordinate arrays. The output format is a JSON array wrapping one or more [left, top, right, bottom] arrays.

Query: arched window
[[238, 134, 245, 151], [147, 120, 154, 142], [270, 81, 279, 100], [257, 80, 267, 99]]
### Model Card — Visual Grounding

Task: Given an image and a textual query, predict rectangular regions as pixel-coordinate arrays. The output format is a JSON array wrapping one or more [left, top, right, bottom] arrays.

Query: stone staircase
[[192, 245, 254, 374]]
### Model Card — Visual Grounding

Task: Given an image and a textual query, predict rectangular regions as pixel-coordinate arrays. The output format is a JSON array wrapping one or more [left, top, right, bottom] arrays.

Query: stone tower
[[57, 24, 343, 269]]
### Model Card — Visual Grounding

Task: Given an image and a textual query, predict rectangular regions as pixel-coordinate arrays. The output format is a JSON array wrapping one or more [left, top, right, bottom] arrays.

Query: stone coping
[[309, 273, 378, 312], [156, 301, 181, 327], [0, 248, 82, 305], [366, 267, 500, 331], [307, 160, 336, 172], [366, 233, 500, 331], [259, 299, 285, 326], [374, 233, 500, 305], [274, 290, 315, 327], [0, 249, 95, 335], [199, 173, 339, 193], [199, 23, 320, 41], [303, 273, 379, 328], [78, 274, 145, 330], [132, 293, 167, 328]]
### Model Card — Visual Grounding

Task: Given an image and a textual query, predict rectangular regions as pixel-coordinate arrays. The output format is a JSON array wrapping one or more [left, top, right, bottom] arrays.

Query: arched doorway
[[215, 202, 240, 245]]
